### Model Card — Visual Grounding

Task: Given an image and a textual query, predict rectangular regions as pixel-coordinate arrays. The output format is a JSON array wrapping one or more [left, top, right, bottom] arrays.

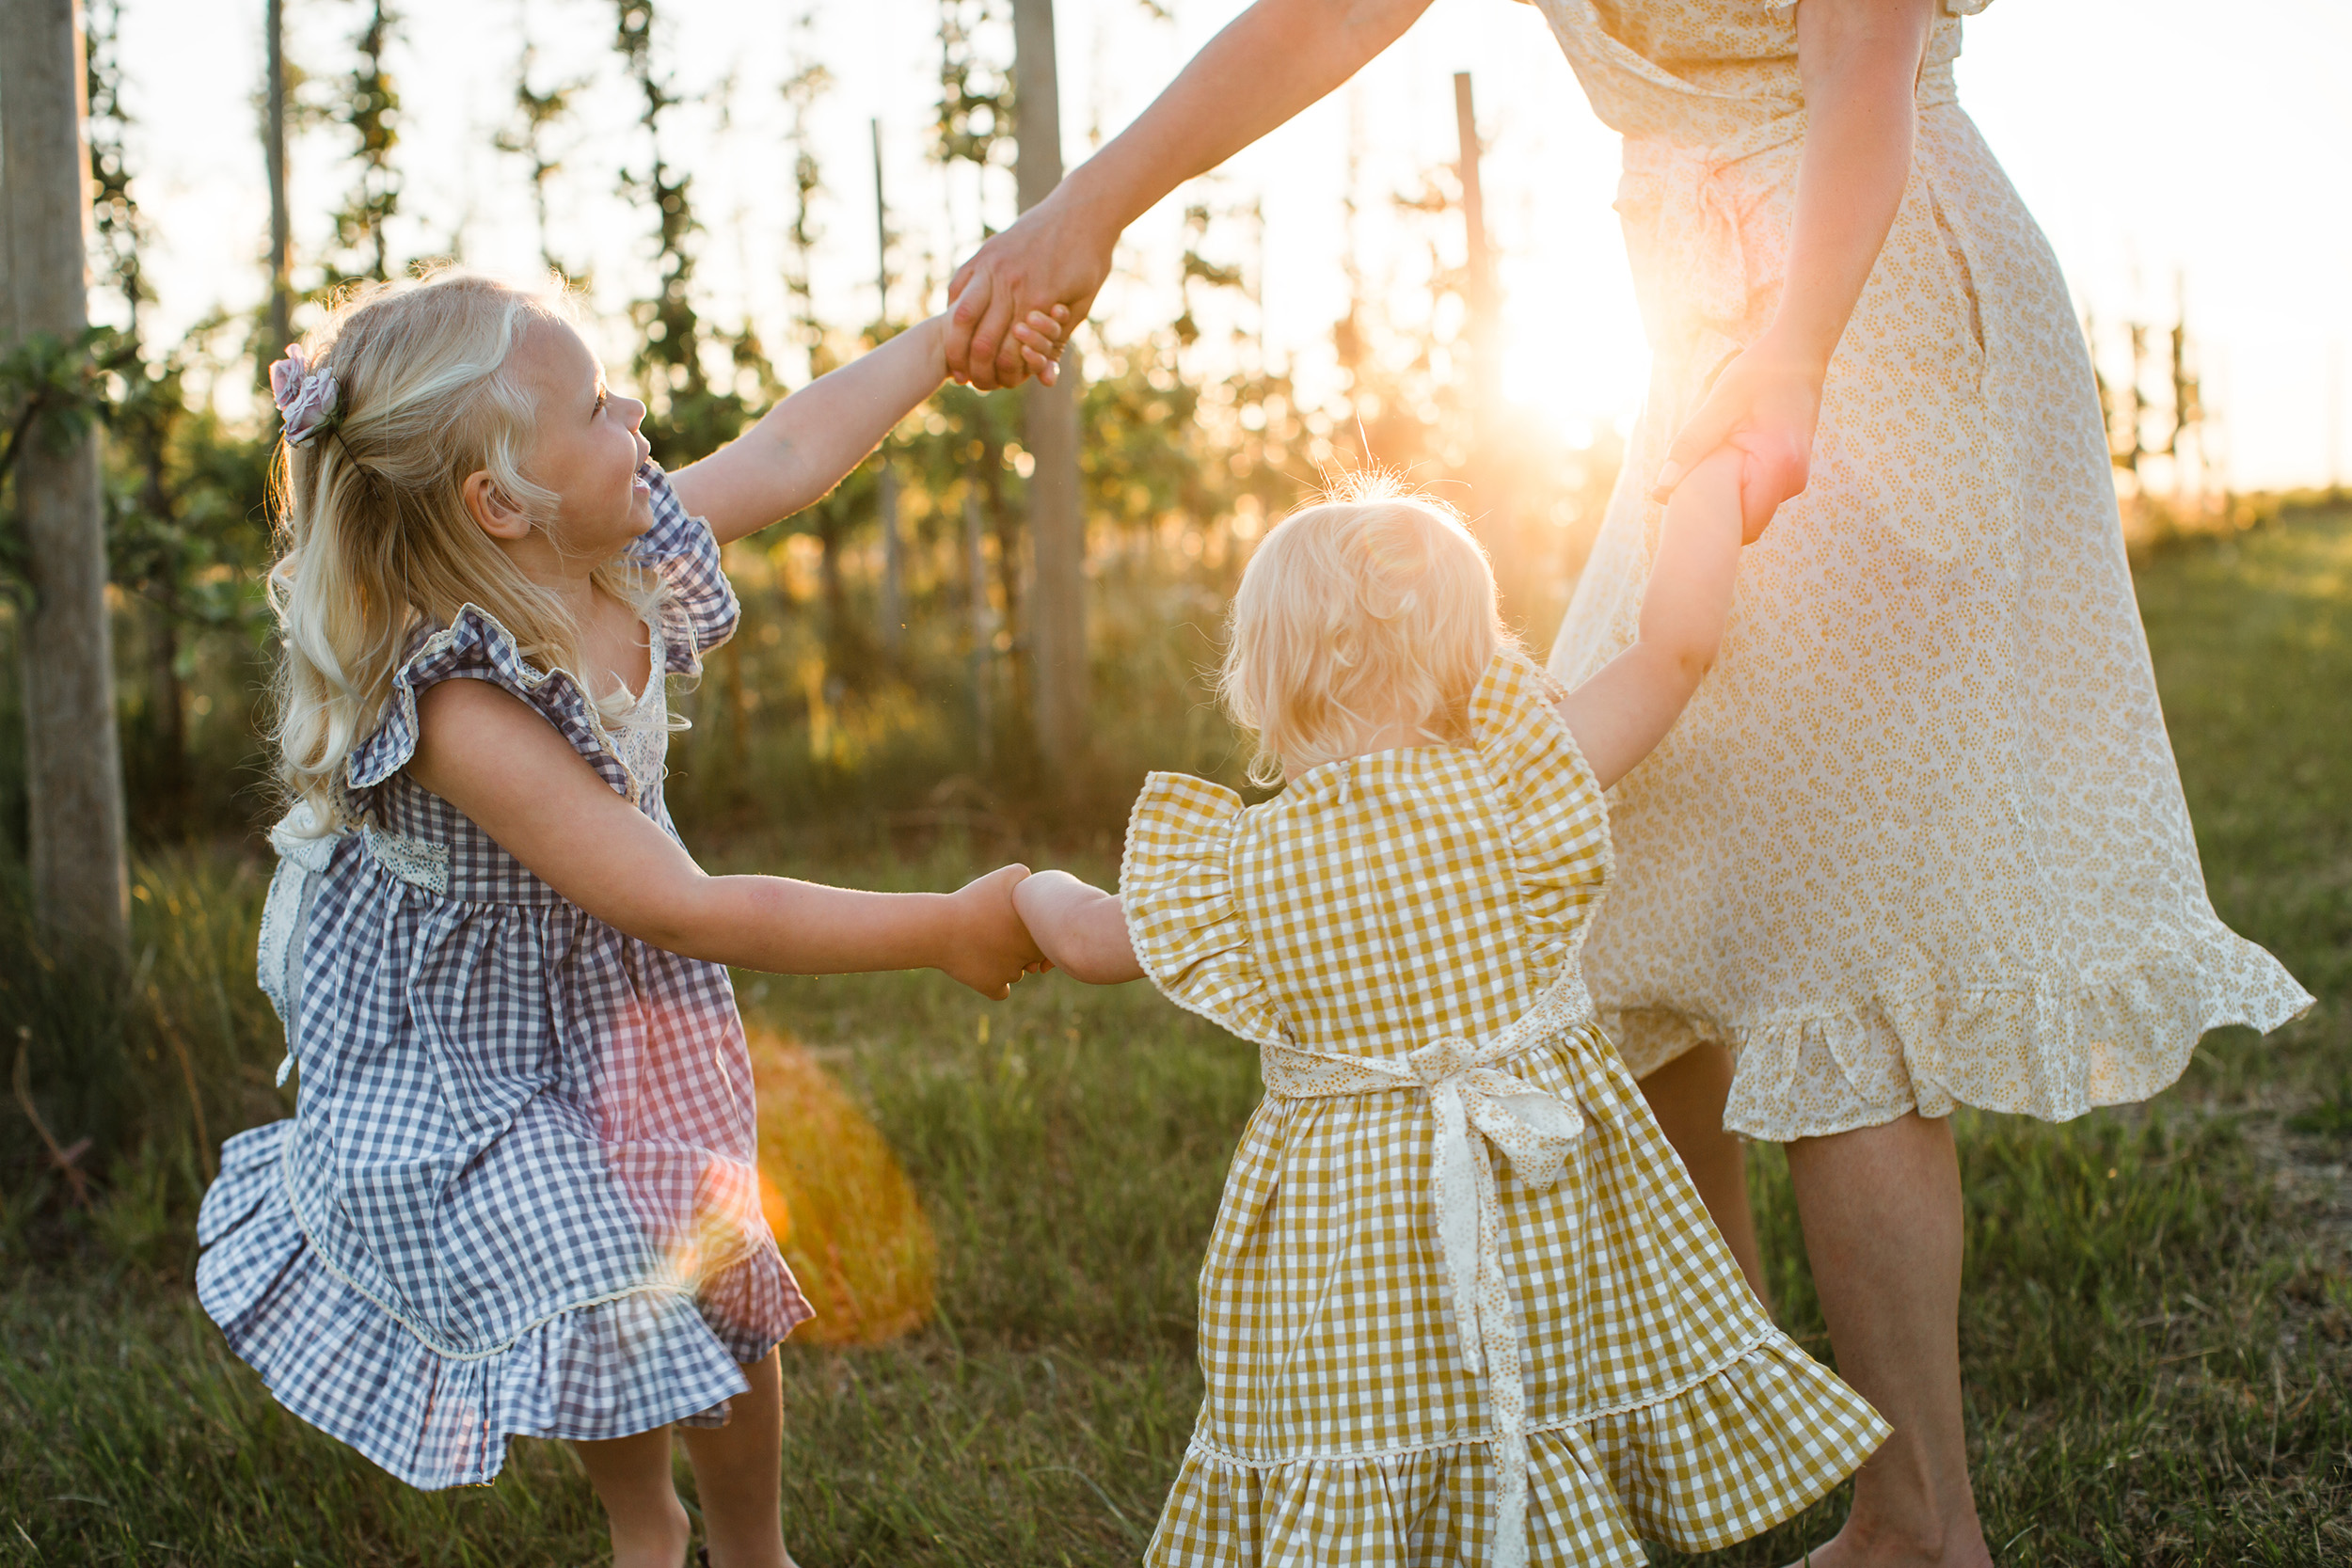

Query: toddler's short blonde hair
[[1219, 482, 1508, 785]]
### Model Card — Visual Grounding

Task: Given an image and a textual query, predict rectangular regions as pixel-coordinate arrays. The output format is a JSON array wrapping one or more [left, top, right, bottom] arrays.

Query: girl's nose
[[621, 394, 647, 430]]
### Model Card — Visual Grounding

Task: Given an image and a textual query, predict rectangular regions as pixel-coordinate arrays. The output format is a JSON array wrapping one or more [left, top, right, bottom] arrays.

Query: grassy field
[[4, 512, 2350, 1565]]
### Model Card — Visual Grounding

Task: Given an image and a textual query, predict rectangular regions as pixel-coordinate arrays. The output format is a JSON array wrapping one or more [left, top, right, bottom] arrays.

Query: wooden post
[[871, 118, 901, 653], [264, 0, 290, 356], [964, 490, 993, 773], [0, 0, 131, 961], [1454, 73, 1491, 339], [1013, 0, 1087, 785], [1453, 71, 1517, 613]]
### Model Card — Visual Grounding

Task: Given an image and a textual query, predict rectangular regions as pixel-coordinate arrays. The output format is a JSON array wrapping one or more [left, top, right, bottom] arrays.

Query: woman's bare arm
[[1654, 0, 1937, 530], [1011, 870, 1142, 986], [946, 0, 1434, 389], [1556, 449, 1745, 789], [407, 679, 1045, 997]]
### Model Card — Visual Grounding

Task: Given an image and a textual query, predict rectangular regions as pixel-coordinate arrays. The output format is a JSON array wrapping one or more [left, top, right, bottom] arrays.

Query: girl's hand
[[1652, 338, 1822, 543], [1012, 870, 1143, 986], [1009, 306, 1073, 387], [937, 863, 1051, 1000]]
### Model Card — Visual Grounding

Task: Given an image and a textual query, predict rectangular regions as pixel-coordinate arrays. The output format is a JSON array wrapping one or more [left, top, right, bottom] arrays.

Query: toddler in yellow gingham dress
[[1015, 456, 1885, 1567]]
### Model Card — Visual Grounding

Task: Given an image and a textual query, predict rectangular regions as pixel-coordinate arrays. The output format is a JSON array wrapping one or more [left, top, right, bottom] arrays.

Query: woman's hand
[[1654, 0, 1934, 537], [943, 0, 1433, 389], [1652, 339, 1823, 543], [948, 195, 1117, 390]]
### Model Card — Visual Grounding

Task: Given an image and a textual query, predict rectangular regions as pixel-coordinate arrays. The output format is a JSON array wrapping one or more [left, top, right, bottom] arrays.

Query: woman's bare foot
[[1783, 1512, 1994, 1568]]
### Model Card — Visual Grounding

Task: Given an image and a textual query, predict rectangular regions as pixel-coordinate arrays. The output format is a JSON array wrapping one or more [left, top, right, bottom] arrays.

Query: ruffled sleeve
[[1469, 647, 1615, 973], [345, 605, 632, 806], [1120, 772, 1289, 1048], [628, 462, 741, 676]]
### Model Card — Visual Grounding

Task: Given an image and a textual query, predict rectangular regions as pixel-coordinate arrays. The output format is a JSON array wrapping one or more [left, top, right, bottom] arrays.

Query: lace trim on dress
[[362, 826, 451, 895]]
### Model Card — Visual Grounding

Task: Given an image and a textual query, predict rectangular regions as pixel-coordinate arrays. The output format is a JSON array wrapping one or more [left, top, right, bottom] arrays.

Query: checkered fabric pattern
[[196, 467, 811, 1491], [1123, 649, 1888, 1563]]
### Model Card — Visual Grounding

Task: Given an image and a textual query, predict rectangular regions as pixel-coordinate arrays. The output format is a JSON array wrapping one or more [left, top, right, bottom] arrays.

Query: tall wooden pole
[[1453, 71, 1517, 611], [264, 0, 291, 356], [1013, 0, 1087, 784], [0, 0, 130, 961], [871, 118, 902, 653], [1453, 73, 1492, 342]]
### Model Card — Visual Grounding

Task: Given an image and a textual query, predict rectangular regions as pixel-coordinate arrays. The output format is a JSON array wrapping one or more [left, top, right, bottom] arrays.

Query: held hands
[[1011, 870, 1143, 986], [937, 864, 1053, 1000], [946, 190, 1115, 389], [1650, 337, 1824, 543]]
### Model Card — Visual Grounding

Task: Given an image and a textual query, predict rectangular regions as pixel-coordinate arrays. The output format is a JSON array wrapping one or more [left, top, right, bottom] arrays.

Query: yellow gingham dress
[[1123, 650, 1886, 1566]]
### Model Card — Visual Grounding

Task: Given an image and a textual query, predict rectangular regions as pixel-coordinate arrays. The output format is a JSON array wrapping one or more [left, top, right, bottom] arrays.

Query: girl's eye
[[593, 389, 608, 416]]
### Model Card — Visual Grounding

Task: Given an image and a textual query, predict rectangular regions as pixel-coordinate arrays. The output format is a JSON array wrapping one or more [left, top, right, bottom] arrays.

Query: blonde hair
[[1219, 479, 1509, 786], [268, 268, 649, 830]]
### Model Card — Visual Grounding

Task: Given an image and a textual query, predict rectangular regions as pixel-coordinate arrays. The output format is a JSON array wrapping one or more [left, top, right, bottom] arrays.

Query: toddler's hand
[[938, 863, 1049, 999]]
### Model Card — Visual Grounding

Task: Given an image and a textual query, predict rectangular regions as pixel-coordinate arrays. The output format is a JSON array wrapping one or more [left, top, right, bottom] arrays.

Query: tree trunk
[[871, 118, 902, 654], [1013, 0, 1087, 787], [0, 0, 131, 961], [1454, 71, 1519, 618], [264, 0, 290, 356]]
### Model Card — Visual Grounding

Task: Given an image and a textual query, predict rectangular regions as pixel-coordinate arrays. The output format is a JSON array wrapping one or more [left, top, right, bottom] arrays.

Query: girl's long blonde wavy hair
[[269, 269, 647, 831], [1219, 480, 1510, 786]]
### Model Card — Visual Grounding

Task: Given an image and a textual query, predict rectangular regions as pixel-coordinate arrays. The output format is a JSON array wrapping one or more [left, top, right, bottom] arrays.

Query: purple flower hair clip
[[269, 343, 342, 448]]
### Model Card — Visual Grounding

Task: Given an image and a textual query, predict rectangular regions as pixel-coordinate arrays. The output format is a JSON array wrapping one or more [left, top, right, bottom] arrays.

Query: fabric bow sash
[[1259, 972, 1602, 1568]]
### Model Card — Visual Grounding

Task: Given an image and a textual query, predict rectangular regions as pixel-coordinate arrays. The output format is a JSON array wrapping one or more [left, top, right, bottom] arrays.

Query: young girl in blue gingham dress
[[198, 270, 1066, 1568]]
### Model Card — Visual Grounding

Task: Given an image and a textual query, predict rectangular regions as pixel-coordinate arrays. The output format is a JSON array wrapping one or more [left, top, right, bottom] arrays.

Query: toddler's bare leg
[[572, 1426, 691, 1568], [1782, 1113, 1992, 1568], [1637, 1041, 1771, 1307], [677, 1350, 795, 1568]]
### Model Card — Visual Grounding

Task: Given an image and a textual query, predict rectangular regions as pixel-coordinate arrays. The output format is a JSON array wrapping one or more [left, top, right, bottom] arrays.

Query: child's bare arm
[[1012, 870, 1143, 985], [408, 680, 1044, 997], [1553, 447, 1746, 790], [668, 310, 1059, 546]]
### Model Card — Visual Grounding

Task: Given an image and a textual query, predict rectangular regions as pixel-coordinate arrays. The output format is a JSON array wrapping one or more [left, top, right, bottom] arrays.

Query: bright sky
[[109, 0, 2352, 490]]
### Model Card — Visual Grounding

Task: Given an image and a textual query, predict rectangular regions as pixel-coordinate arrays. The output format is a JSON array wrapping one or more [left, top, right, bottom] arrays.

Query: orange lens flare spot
[[749, 1027, 937, 1348], [756, 1167, 794, 1249]]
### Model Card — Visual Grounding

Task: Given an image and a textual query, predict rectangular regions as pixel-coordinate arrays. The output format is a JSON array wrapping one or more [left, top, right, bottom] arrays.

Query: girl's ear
[[462, 469, 532, 541]]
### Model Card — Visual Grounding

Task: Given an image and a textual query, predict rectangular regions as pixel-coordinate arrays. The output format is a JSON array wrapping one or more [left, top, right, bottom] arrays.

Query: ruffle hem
[[197, 1121, 807, 1489], [1612, 928, 2314, 1142], [1151, 1335, 1881, 1566]]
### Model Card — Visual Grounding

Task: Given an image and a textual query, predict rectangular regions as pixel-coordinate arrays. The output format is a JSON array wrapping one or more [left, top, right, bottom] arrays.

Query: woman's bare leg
[[676, 1351, 796, 1568], [572, 1426, 692, 1568], [1783, 1114, 1992, 1568], [1638, 1041, 1771, 1307]]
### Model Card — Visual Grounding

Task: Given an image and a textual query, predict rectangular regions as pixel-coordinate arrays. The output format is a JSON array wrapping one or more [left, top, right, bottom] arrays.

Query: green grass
[[6, 513, 2352, 1564]]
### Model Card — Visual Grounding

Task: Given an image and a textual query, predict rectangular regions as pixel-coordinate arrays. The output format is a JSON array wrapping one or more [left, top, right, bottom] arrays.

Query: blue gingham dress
[[196, 467, 811, 1489]]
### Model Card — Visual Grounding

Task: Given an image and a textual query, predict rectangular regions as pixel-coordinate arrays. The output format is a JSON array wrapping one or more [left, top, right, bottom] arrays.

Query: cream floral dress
[[1123, 650, 1886, 1567], [1534, 0, 2311, 1140]]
